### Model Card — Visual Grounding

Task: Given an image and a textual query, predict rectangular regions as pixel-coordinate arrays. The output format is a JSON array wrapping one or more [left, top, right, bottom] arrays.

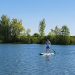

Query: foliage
[[61, 25, 70, 36], [48, 25, 70, 45], [0, 15, 25, 42], [26, 28, 31, 36], [0, 15, 10, 41], [33, 33, 40, 37], [10, 18, 24, 39], [0, 15, 75, 45], [39, 19, 46, 37]]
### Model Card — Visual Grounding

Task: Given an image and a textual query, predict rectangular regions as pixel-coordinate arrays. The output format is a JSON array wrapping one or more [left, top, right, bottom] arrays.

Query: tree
[[10, 18, 25, 39], [48, 26, 61, 36], [0, 15, 10, 41], [48, 25, 70, 44], [48, 29, 55, 36], [39, 19, 46, 37], [33, 33, 40, 37], [26, 28, 31, 36], [60, 25, 70, 44], [54, 26, 61, 35], [61, 25, 70, 36]]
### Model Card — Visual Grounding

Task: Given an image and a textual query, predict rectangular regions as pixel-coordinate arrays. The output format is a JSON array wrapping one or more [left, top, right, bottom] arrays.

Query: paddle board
[[40, 52, 54, 56]]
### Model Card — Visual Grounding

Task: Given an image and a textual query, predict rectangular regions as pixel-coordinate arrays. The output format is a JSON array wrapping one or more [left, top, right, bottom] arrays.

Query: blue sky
[[0, 0, 75, 35]]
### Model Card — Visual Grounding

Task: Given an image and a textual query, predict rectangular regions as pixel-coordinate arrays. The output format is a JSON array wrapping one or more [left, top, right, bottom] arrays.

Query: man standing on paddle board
[[46, 39, 51, 53]]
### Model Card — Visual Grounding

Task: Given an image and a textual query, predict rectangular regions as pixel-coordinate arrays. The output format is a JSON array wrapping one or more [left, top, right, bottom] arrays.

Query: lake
[[0, 44, 75, 75]]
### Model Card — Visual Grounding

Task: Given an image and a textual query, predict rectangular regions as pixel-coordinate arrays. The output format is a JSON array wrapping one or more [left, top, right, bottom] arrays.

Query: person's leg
[[46, 46, 50, 53]]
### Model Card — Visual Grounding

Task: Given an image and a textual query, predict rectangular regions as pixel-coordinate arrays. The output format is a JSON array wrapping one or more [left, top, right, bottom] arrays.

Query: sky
[[0, 0, 75, 35]]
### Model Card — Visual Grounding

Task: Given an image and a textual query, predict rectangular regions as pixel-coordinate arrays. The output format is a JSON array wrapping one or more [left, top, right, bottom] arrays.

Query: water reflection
[[45, 56, 50, 61]]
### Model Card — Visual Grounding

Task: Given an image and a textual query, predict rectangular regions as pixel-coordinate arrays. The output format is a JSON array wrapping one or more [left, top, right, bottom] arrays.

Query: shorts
[[46, 46, 50, 49]]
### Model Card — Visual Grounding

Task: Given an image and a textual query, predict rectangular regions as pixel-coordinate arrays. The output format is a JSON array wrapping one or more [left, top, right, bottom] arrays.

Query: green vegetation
[[39, 19, 46, 37], [0, 15, 75, 45]]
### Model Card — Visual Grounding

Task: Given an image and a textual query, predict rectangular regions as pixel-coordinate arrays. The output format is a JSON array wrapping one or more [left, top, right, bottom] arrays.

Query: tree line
[[0, 15, 75, 44]]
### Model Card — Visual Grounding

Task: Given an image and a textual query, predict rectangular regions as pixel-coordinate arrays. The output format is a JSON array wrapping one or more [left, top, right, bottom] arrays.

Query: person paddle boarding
[[39, 39, 55, 55], [46, 39, 51, 53]]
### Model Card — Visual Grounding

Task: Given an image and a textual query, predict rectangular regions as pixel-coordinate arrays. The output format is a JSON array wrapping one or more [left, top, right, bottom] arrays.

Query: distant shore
[[0, 36, 75, 45]]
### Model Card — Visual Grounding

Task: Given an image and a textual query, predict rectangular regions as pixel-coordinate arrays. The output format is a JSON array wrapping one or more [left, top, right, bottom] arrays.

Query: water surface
[[0, 44, 75, 75]]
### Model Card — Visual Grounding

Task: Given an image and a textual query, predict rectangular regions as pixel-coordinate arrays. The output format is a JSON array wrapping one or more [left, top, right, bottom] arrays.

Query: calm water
[[0, 44, 75, 75]]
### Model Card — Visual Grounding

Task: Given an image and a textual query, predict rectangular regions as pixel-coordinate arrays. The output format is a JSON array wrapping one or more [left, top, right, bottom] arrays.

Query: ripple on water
[[0, 45, 75, 75], [50, 68, 71, 75]]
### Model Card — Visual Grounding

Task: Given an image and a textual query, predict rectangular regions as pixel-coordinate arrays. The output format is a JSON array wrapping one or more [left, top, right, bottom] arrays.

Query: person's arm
[[49, 41, 51, 45]]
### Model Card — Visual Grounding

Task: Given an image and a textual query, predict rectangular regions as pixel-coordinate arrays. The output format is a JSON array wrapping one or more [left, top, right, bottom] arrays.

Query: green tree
[[70, 36, 75, 44], [54, 26, 61, 35], [48, 25, 70, 45], [26, 28, 31, 36], [48, 26, 61, 44], [33, 33, 40, 37], [0, 15, 10, 41], [61, 25, 70, 36], [11, 18, 25, 40], [60, 25, 70, 44], [48, 29, 55, 36], [39, 19, 46, 37], [48, 26, 61, 36]]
